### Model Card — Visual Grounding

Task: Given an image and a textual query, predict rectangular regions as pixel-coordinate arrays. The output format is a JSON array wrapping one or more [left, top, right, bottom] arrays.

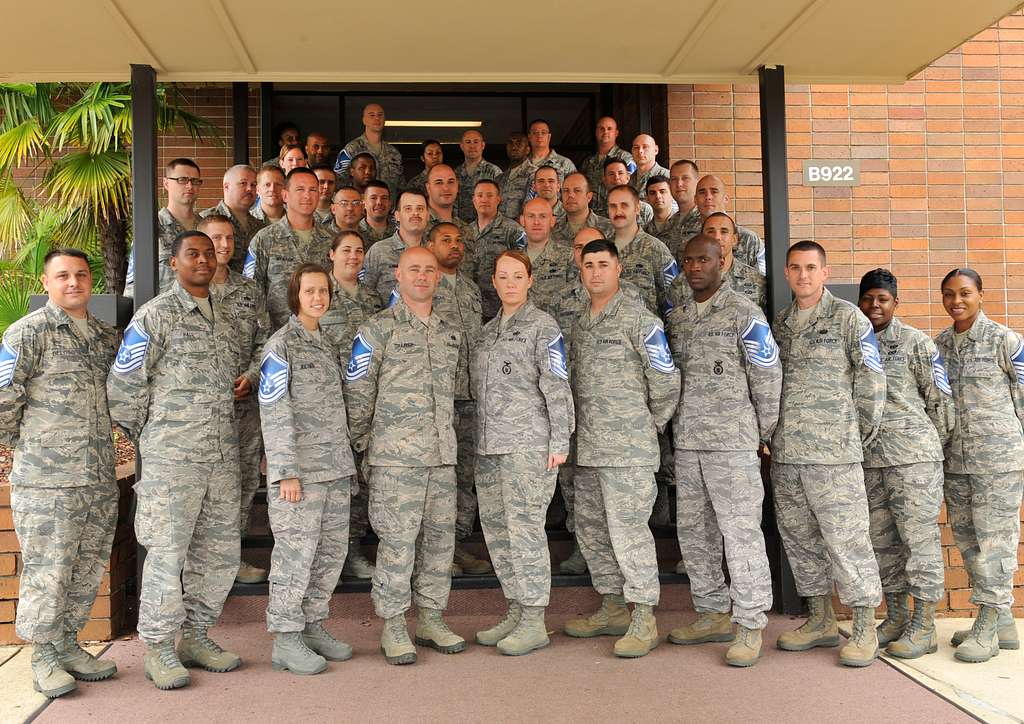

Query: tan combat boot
[[454, 545, 492, 575], [177, 628, 241, 672], [303, 621, 353, 661], [272, 632, 327, 675], [614, 604, 659, 658], [57, 632, 117, 681], [887, 599, 937, 659], [144, 639, 191, 690], [236, 560, 268, 585], [476, 601, 522, 646], [342, 547, 375, 579], [725, 626, 763, 667], [31, 643, 77, 698], [777, 595, 840, 651], [564, 594, 631, 638], [875, 591, 909, 646], [955, 605, 1001, 663], [380, 615, 416, 665], [415, 608, 466, 654], [839, 606, 879, 667], [951, 607, 1019, 650], [559, 544, 588, 575], [498, 606, 550, 656], [668, 611, 734, 645]]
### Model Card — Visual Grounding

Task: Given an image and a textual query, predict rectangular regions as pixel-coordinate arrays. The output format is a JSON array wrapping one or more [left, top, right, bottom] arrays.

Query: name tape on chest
[[548, 333, 569, 380], [242, 242, 257, 279], [345, 332, 374, 382], [931, 351, 952, 396], [112, 321, 150, 374], [0, 339, 19, 388], [644, 325, 676, 374], [859, 325, 884, 374], [741, 318, 779, 369], [258, 350, 290, 404]]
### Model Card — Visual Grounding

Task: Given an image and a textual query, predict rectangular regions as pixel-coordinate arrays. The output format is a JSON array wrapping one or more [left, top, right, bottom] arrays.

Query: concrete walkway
[[1, 587, 1017, 723]]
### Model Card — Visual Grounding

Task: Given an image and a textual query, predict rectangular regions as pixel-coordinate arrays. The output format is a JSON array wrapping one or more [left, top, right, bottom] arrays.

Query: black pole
[[260, 82, 274, 165], [130, 64, 159, 308], [758, 64, 802, 616], [232, 82, 249, 165]]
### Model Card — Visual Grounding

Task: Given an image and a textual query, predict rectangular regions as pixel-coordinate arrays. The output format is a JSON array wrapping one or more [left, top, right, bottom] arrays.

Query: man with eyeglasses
[[201, 164, 267, 275], [125, 158, 202, 298], [499, 119, 576, 220], [312, 165, 338, 227], [328, 186, 365, 236]]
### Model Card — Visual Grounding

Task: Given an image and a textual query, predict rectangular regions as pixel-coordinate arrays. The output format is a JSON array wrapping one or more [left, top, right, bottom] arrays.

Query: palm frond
[[52, 204, 101, 253], [0, 177, 32, 256], [0, 118, 46, 171], [43, 150, 131, 223], [0, 83, 55, 132], [47, 82, 131, 154], [0, 270, 37, 334], [156, 85, 223, 145]]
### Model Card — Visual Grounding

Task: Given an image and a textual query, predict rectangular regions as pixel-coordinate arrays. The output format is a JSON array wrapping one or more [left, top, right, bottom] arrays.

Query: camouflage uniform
[[473, 215, 526, 320], [124, 207, 197, 299], [572, 291, 680, 605], [552, 211, 614, 245], [667, 258, 766, 312], [614, 230, 678, 316], [580, 145, 635, 213], [526, 241, 575, 316], [405, 169, 429, 192], [334, 134, 405, 200], [200, 200, 268, 275], [630, 162, 671, 197], [211, 269, 269, 540], [660, 207, 703, 261], [362, 232, 414, 304], [426, 211, 478, 280], [259, 316, 356, 632], [771, 288, 885, 608], [472, 303, 574, 605], [319, 276, 382, 548], [358, 218, 397, 248], [0, 302, 118, 643], [673, 220, 765, 274], [343, 297, 461, 618], [107, 282, 240, 646], [936, 311, 1024, 610], [455, 159, 503, 222], [432, 273, 484, 542], [313, 209, 334, 228], [666, 287, 780, 629], [243, 216, 335, 331], [864, 318, 954, 603], [250, 204, 284, 225], [597, 199, 655, 229], [499, 151, 577, 220]]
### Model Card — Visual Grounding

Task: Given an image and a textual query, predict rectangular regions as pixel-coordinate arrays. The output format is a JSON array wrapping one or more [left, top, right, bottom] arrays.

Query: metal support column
[[232, 82, 249, 164], [758, 64, 802, 616], [130, 64, 159, 308]]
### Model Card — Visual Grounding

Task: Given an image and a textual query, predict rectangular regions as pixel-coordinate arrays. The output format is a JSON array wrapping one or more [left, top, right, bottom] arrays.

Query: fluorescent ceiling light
[[385, 120, 482, 128]]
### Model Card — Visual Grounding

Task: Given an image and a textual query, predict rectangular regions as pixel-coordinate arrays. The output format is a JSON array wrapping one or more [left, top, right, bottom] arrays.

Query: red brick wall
[[666, 13, 1024, 617]]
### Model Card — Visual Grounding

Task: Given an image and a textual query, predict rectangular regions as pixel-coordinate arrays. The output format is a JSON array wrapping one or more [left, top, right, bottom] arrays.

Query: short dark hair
[[197, 214, 232, 233], [421, 139, 442, 155], [581, 238, 619, 260], [429, 222, 460, 242], [363, 179, 390, 195], [332, 184, 361, 201], [859, 268, 898, 299], [528, 118, 551, 133], [474, 178, 501, 194], [310, 163, 335, 175], [563, 172, 590, 192], [671, 159, 699, 175], [286, 167, 319, 188], [607, 184, 640, 203], [274, 121, 299, 142], [603, 157, 630, 173], [43, 248, 90, 270], [684, 233, 723, 259], [495, 249, 532, 277], [786, 240, 826, 265], [703, 211, 736, 234], [351, 152, 376, 168], [533, 164, 559, 181], [941, 267, 983, 292], [331, 230, 365, 253], [171, 230, 212, 258], [165, 158, 200, 175], [397, 188, 428, 207], [645, 175, 670, 191], [287, 263, 331, 316]]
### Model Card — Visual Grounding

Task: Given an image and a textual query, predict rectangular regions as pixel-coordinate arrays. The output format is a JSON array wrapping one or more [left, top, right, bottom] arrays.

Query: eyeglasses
[[334, 200, 364, 207], [166, 176, 203, 187]]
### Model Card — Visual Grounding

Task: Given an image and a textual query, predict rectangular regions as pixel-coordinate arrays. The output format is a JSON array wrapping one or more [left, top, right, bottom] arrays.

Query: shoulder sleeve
[[846, 308, 886, 447], [0, 321, 39, 447], [737, 304, 782, 443], [258, 334, 298, 482], [106, 308, 162, 441], [916, 333, 956, 446], [1001, 328, 1024, 433], [342, 320, 385, 452], [533, 314, 575, 455], [635, 311, 680, 430]]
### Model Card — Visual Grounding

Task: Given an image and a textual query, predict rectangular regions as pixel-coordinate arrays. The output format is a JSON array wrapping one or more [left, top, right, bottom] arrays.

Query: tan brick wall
[[666, 13, 1024, 617]]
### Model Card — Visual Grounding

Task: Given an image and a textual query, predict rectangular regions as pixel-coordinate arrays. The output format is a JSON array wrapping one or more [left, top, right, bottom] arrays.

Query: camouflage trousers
[[476, 451, 557, 606], [11, 483, 118, 643], [266, 477, 351, 632], [575, 466, 660, 606], [864, 462, 944, 602], [455, 400, 478, 541], [676, 450, 772, 629], [771, 462, 882, 608], [349, 452, 370, 544], [134, 459, 241, 646], [236, 396, 264, 536], [369, 465, 456, 618], [944, 470, 1024, 610]]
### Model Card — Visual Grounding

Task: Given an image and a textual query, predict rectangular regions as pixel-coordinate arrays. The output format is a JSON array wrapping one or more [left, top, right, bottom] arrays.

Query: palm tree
[[0, 82, 220, 294]]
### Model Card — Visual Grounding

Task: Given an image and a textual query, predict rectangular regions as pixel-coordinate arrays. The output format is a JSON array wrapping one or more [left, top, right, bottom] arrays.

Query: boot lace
[[155, 641, 181, 669], [36, 643, 61, 667], [189, 629, 225, 655], [388, 617, 409, 638]]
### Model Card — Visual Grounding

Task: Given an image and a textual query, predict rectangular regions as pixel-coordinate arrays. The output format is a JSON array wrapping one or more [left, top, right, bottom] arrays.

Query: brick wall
[[666, 13, 1024, 617]]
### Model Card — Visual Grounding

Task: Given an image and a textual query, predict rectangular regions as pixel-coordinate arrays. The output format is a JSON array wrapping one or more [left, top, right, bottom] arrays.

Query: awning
[[1, 0, 1020, 84]]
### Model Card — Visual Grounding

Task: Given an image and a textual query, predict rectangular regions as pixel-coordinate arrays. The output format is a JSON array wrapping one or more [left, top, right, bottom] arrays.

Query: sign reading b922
[[802, 159, 860, 186]]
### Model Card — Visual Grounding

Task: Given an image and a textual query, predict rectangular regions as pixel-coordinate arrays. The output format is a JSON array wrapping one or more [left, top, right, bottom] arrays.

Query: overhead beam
[[209, 0, 257, 74], [743, 0, 829, 75], [102, 0, 163, 72]]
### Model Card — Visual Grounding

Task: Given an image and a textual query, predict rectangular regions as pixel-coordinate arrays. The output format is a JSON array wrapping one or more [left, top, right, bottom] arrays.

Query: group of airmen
[[1, 101, 1021, 698]]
